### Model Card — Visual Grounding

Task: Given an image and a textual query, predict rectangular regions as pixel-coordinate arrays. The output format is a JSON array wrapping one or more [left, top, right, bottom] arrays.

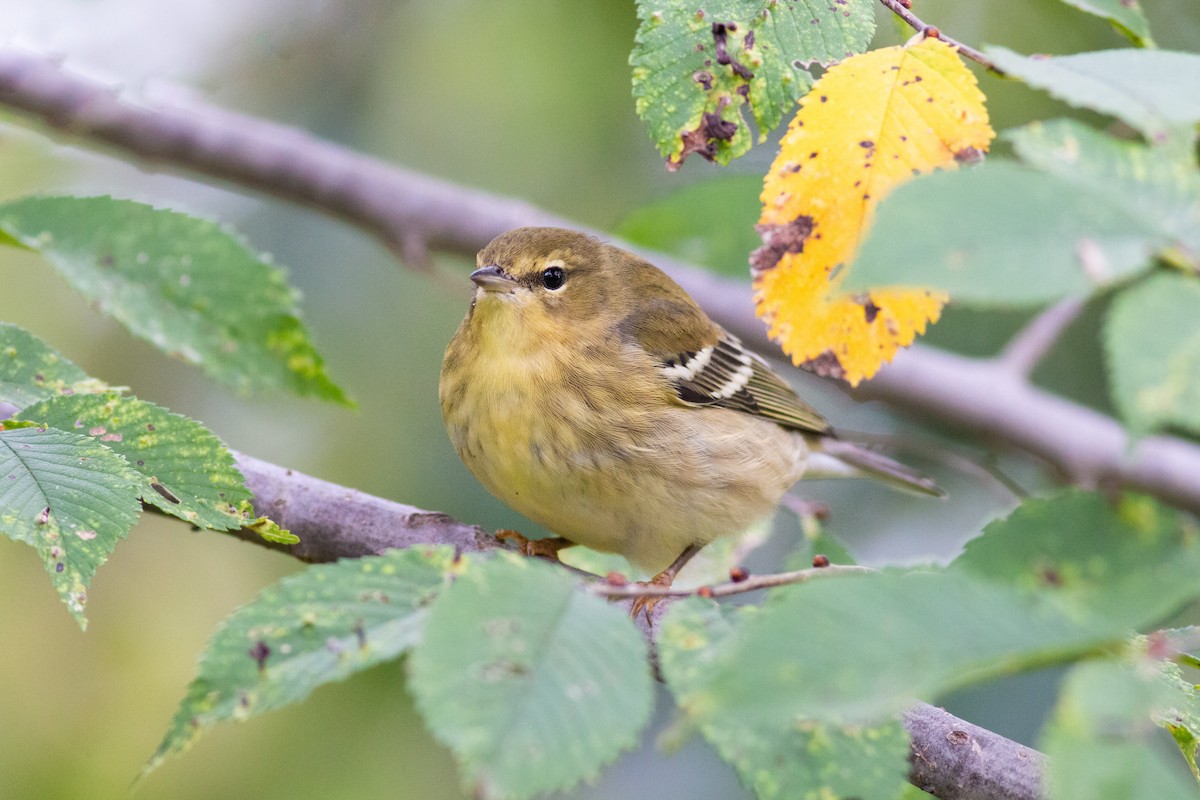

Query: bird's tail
[[808, 438, 945, 497]]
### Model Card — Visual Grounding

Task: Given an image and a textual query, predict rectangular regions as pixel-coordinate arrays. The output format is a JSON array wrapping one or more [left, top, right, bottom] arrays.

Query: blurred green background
[[1, 1, 1197, 798]]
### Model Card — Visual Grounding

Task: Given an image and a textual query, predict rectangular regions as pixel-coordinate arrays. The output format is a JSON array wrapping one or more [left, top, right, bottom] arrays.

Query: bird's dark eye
[[541, 266, 566, 290]]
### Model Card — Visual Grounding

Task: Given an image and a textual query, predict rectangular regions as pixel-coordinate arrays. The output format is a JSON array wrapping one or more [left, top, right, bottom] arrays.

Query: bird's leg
[[495, 530, 576, 562], [629, 543, 704, 622]]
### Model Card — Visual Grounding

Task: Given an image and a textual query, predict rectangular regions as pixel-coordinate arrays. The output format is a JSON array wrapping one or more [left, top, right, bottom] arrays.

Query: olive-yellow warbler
[[440, 228, 940, 593]]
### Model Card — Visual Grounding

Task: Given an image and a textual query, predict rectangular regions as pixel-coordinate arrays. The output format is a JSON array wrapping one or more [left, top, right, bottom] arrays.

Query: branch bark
[[232, 452, 1044, 800], [2, 46, 1196, 514]]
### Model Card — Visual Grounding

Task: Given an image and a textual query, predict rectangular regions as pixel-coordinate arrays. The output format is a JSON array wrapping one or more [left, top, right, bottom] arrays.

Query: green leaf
[[661, 603, 910, 799], [1104, 272, 1200, 435], [0, 196, 350, 404], [985, 48, 1200, 146], [846, 163, 1160, 306], [408, 554, 653, 799], [615, 176, 762, 279], [630, 0, 875, 169], [1042, 660, 1196, 800], [0, 425, 142, 626], [951, 491, 1200, 629], [1008, 119, 1200, 266], [1156, 653, 1200, 782], [1054, 0, 1154, 45], [0, 323, 96, 408], [146, 546, 455, 774], [662, 570, 1119, 729], [20, 391, 253, 531]]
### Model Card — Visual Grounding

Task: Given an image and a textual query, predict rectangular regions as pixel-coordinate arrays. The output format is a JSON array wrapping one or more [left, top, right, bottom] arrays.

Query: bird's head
[[467, 227, 612, 322]]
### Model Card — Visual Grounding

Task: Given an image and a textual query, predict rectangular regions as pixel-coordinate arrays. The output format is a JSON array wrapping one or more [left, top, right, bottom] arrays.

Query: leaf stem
[[878, 0, 1002, 73]]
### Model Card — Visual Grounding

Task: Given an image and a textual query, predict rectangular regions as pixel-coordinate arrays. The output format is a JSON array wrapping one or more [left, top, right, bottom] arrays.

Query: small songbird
[[439, 227, 940, 603]]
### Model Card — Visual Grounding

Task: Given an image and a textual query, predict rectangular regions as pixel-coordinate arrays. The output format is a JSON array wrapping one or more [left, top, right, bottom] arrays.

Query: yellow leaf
[[752, 38, 994, 385]]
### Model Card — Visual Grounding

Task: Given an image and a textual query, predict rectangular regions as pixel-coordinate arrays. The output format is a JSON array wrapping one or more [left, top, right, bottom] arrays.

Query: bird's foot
[[629, 570, 676, 623], [495, 530, 574, 562]]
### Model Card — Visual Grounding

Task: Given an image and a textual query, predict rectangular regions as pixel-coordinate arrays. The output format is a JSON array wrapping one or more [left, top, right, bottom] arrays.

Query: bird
[[439, 227, 941, 613]]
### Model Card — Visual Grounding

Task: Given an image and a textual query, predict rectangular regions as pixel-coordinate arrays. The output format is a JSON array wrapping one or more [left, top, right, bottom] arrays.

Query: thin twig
[[589, 563, 874, 600], [996, 297, 1086, 377], [878, 0, 1003, 73]]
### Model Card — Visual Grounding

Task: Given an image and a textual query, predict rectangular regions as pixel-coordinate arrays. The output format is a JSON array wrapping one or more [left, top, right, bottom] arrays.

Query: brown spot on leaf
[[857, 295, 881, 323], [670, 97, 738, 170], [751, 216, 815, 273], [1039, 566, 1063, 587], [801, 350, 846, 380], [249, 640, 271, 672], [693, 70, 714, 90], [712, 22, 754, 80], [954, 146, 985, 164], [703, 109, 737, 141]]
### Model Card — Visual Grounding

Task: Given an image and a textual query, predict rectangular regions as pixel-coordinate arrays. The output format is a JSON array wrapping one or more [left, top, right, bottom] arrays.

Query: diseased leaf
[[986, 48, 1200, 145], [845, 163, 1161, 305], [1054, 0, 1154, 45], [0, 323, 98, 408], [0, 196, 350, 404], [147, 546, 455, 774], [0, 425, 142, 626], [661, 602, 910, 799], [753, 38, 993, 385], [631, 0, 876, 169], [1042, 661, 1196, 800], [1008, 119, 1200, 267], [1105, 272, 1200, 435], [20, 391, 253, 531], [408, 554, 653, 800]]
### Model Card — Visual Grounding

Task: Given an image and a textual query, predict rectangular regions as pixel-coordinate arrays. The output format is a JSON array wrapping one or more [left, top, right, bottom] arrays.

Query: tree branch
[[1, 46, 1198, 515], [232, 451, 1043, 800], [995, 298, 1085, 378], [905, 704, 1045, 800]]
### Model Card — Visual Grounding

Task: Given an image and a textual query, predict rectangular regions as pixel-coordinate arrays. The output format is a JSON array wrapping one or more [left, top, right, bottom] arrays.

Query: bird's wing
[[620, 299, 832, 436]]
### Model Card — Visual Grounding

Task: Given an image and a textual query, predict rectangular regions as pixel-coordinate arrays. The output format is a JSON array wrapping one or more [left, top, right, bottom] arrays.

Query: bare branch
[[905, 703, 1045, 800]]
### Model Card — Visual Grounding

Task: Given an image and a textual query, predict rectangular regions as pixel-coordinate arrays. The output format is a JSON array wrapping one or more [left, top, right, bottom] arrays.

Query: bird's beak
[[470, 264, 517, 294]]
